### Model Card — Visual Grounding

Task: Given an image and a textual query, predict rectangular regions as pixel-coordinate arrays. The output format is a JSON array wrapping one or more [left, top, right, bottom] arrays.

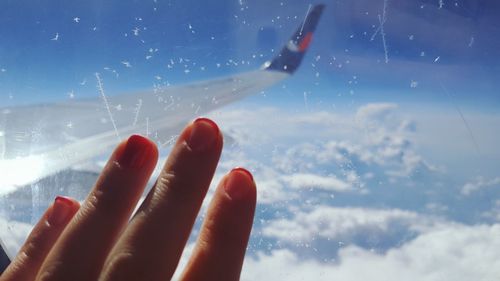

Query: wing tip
[[265, 3, 326, 74]]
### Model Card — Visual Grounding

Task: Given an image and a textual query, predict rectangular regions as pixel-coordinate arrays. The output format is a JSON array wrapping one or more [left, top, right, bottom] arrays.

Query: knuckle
[[77, 187, 120, 224], [103, 250, 135, 276], [154, 170, 201, 201], [21, 240, 39, 261], [85, 189, 111, 213], [36, 261, 64, 281], [82, 163, 128, 217], [18, 229, 48, 266], [102, 250, 153, 281]]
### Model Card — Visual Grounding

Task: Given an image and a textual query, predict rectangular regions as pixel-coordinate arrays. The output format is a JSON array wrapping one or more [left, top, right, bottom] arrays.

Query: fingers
[[180, 168, 256, 281], [100, 118, 223, 281], [36, 135, 158, 281], [0, 197, 79, 281]]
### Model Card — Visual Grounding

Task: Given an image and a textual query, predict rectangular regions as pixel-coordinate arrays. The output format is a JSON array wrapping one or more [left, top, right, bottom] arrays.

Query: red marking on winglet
[[299, 32, 313, 52]]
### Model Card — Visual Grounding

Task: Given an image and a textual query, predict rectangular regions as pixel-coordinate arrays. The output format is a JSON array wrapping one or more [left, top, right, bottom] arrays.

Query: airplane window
[[1, 1, 499, 279]]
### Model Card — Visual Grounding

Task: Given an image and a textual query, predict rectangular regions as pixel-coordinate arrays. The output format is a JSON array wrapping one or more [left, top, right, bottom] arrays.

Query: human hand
[[1, 118, 256, 281]]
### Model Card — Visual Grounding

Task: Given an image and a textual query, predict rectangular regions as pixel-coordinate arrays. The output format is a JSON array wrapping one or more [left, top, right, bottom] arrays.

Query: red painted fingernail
[[187, 118, 219, 152], [48, 196, 74, 226], [117, 135, 153, 169], [224, 167, 254, 200]]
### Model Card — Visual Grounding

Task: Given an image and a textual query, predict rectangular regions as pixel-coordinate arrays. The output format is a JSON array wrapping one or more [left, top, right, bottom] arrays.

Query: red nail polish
[[232, 167, 254, 182], [48, 196, 73, 226], [224, 167, 254, 200], [187, 118, 219, 152], [117, 135, 153, 169]]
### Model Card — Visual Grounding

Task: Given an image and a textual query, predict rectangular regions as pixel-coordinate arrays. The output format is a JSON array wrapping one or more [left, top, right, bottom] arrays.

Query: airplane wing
[[0, 4, 325, 192]]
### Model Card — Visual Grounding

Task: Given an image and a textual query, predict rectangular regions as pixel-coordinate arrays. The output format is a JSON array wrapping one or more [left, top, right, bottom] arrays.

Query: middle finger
[[101, 118, 223, 281]]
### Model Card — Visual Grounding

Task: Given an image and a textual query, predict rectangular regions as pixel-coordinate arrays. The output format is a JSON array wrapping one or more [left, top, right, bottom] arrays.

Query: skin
[[0, 118, 256, 281]]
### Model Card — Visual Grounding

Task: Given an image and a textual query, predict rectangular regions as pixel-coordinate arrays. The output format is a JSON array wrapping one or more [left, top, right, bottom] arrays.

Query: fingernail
[[117, 135, 153, 169], [187, 118, 219, 152], [224, 167, 254, 200], [48, 196, 73, 226]]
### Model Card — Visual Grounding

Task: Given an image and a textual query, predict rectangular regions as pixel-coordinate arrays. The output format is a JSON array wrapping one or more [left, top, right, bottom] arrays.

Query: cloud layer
[[2, 102, 499, 281], [242, 223, 500, 281], [208, 103, 500, 280]]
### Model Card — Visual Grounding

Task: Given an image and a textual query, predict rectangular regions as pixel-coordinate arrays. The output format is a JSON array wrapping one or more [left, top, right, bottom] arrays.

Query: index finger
[[36, 135, 158, 281]]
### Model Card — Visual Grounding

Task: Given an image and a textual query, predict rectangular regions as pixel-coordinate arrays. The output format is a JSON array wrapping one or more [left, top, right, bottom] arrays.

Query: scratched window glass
[[1, 1, 500, 279]]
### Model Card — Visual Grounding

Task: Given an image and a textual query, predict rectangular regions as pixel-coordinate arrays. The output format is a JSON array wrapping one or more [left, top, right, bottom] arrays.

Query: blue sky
[[0, 0, 499, 107], [1, 1, 500, 280]]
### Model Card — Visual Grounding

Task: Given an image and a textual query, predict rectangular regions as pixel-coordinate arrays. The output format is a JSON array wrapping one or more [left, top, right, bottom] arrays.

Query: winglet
[[265, 4, 325, 74]]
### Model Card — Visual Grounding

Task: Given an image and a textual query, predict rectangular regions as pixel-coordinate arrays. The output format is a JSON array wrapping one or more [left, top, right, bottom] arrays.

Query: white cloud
[[255, 177, 290, 204], [282, 173, 353, 192], [461, 176, 500, 196], [204, 103, 444, 206], [243, 223, 500, 281], [262, 206, 439, 243], [355, 103, 399, 128], [212, 103, 436, 185], [481, 200, 500, 222], [0, 216, 33, 259]]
